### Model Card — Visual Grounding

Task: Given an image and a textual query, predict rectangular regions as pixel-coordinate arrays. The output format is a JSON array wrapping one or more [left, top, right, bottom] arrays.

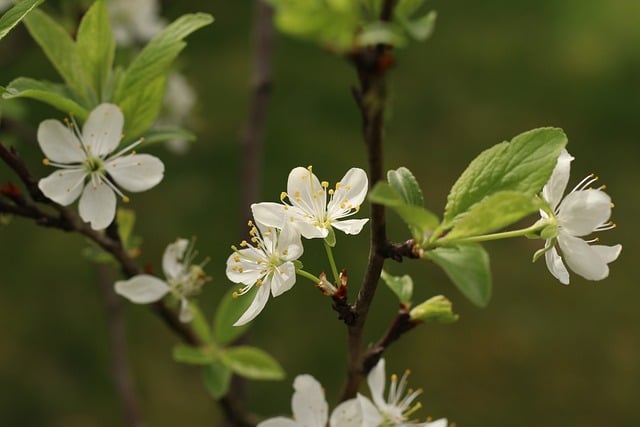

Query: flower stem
[[324, 240, 340, 284], [430, 223, 545, 247], [297, 269, 322, 284]]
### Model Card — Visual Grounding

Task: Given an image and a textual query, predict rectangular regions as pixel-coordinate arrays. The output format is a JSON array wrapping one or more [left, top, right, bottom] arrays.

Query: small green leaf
[[387, 167, 424, 207], [219, 346, 285, 381], [400, 10, 436, 41], [75, 0, 115, 102], [369, 182, 404, 207], [140, 127, 196, 148], [2, 78, 88, 119], [409, 295, 459, 323], [23, 9, 89, 104], [427, 244, 492, 307], [202, 360, 232, 399], [442, 191, 543, 241], [393, 204, 440, 239], [189, 302, 213, 345], [118, 75, 166, 139], [173, 344, 217, 365], [0, 0, 44, 41], [380, 270, 413, 304], [214, 288, 253, 346], [444, 128, 567, 227]]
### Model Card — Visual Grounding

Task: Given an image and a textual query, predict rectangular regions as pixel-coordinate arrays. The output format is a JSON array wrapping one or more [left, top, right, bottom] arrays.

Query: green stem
[[324, 240, 340, 284], [430, 222, 546, 247], [297, 269, 322, 284]]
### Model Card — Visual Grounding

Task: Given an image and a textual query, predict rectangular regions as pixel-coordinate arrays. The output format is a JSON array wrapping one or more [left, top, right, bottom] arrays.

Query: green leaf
[[140, 126, 196, 148], [0, 0, 44, 41], [118, 75, 166, 139], [219, 346, 285, 381], [409, 295, 459, 323], [400, 10, 436, 42], [380, 270, 413, 304], [202, 360, 232, 399], [2, 78, 88, 119], [214, 288, 252, 346], [23, 9, 89, 104], [442, 191, 543, 241], [113, 13, 213, 102], [75, 0, 114, 102], [443, 128, 567, 227], [189, 302, 213, 345], [387, 167, 424, 207], [427, 244, 492, 307], [173, 344, 217, 366], [369, 181, 404, 207]]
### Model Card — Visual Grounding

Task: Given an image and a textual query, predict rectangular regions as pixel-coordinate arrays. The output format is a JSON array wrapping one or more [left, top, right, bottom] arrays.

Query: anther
[[122, 196, 130, 203], [321, 181, 329, 188], [42, 158, 50, 166]]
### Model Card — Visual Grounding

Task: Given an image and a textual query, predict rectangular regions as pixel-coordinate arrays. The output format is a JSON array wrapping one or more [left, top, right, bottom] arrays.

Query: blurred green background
[[1, 0, 638, 426]]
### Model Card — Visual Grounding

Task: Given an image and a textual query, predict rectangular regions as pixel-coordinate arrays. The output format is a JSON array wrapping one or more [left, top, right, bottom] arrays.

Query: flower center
[[84, 156, 104, 176]]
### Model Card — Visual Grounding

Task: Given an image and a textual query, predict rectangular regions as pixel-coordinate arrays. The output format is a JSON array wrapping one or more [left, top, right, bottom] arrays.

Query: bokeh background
[[1, 0, 638, 426]]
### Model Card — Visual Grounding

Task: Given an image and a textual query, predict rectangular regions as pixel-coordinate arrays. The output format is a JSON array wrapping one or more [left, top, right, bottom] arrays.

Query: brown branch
[[96, 263, 144, 427], [338, 0, 399, 401], [361, 310, 419, 374]]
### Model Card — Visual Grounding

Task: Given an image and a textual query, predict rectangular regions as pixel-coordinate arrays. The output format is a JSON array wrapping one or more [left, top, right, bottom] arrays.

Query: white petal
[[257, 418, 298, 427], [330, 398, 364, 427], [291, 375, 328, 427], [542, 149, 573, 211], [38, 168, 85, 206], [592, 244, 622, 264], [278, 224, 304, 261], [296, 220, 329, 239], [287, 166, 326, 220], [233, 282, 270, 326], [332, 218, 369, 235], [114, 275, 170, 303], [225, 248, 266, 285], [252, 202, 287, 229], [78, 181, 117, 230], [270, 262, 296, 298], [328, 168, 369, 213], [557, 189, 611, 236], [106, 154, 164, 192], [558, 234, 612, 281], [367, 358, 387, 410], [544, 245, 570, 285], [82, 103, 124, 156], [162, 238, 189, 280], [179, 298, 193, 323], [37, 119, 85, 163], [423, 418, 449, 427], [357, 394, 384, 427]]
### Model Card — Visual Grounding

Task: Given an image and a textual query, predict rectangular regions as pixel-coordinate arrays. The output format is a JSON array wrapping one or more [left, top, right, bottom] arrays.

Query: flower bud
[[409, 295, 459, 323]]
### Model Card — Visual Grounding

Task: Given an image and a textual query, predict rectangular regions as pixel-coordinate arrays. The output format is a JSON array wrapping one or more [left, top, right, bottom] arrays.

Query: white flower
[[108, 0, 166, 46], [358, 358, 448, 427], [252, 166, 369, 240], [37, 103, 164, 230], [539, 149, 622, 285], [258, 374, 364, 427], [226, 220, 303, 326], [114, 238, 208, 322]]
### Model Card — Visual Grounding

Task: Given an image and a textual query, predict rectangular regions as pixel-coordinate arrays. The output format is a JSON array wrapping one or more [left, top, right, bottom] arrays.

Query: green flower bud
[[409, 295, 459, 323]]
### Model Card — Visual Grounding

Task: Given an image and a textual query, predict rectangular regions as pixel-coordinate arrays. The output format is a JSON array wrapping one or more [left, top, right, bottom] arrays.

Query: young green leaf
[[219, 346, 285, 381], [2, 78, 89, 119], [202, 360, 232, 399], [369, 181, 404, 207], [117, 75, 166, 139], [409, 295, 459, 323], [400, 10, 436, 42], [380, 270, 413, 304], [173, 344, 217, 365], [427, 244, 492, 307], [189, 302, 213, 345], [75, 0, 115, 102], [442, 191, 543, 241], [23, 9, 89, 104], [443, 128, 567, 227], [387, 167, 424, 207], [0, 0, 44, 41], [214, 288, 253, 347], [113, 13, 214, 103]]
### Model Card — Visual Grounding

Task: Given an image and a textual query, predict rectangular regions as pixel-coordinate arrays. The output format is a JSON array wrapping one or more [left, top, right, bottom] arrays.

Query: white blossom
[[357, 359, 448, 427], [226, 220, 303, 326], [252, 166, 369, 240], [258, 375, 364, 427], [37, 103, 164, 230], [539, 149, 622, 285], [108, 0, 166, 46], [115, 238, 208, 322]]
